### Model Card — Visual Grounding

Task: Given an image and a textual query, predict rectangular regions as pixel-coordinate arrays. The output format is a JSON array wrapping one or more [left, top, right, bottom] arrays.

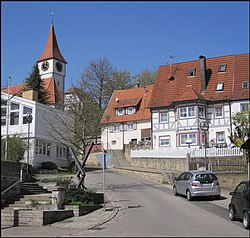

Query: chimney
[[199, 55, 207, 92], [22, 89, 38, 102]]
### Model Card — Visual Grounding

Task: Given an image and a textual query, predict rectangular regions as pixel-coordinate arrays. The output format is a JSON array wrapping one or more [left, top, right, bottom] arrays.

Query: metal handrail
[[1, 180, 20, 195]]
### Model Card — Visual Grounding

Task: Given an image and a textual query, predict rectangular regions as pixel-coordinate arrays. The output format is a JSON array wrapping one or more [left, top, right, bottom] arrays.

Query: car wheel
[[228, 205, 237, 221], [173, 186, 178, 196], [186, 189, 192, 201], [243, 212, 250, 230]]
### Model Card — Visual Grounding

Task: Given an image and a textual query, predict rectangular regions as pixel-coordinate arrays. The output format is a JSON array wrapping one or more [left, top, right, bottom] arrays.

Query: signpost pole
[[103, 152, 106, 211]]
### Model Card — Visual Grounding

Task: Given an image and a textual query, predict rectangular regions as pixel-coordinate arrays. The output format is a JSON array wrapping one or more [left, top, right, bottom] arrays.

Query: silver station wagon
[[173, 170, 221, 201]]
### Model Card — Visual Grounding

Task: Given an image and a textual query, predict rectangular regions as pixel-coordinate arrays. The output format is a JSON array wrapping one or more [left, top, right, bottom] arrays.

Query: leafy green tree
[[1, 135, 27, 162], [25, 63, 50, 104], [229, 110, 250, 147], [134, 68, 156, 87]]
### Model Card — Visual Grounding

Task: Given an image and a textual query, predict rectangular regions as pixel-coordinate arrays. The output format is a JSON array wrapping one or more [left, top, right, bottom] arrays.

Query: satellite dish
[[115, 98, 119, 102]]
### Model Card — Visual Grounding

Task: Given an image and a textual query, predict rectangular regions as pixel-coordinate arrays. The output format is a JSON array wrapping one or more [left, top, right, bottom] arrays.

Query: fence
[[131, 147, 243, 158]]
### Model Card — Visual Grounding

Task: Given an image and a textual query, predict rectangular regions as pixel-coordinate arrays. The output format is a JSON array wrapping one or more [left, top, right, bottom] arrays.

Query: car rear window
[[195, 173, 218, 183]]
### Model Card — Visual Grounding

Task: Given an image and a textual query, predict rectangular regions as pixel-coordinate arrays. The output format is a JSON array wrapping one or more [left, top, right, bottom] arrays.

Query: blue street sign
[[97, 153, 112, 169]]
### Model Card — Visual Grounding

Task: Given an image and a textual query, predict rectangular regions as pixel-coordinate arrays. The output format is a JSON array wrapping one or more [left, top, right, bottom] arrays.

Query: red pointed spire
[[37, 24, 67, 63]]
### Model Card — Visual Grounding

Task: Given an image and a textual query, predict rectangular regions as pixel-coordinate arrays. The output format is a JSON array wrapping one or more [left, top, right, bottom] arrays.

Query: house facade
[[149, 54, 249, 150], [101, 85, 153, 150], [1, 92, 74, 168]]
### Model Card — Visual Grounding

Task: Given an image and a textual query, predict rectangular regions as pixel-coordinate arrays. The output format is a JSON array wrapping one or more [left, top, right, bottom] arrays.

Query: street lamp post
[[200, 121, 209, 170], [26, 113, 33, 179]]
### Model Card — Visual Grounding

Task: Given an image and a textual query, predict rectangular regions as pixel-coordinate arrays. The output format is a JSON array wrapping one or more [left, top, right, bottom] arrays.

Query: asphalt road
[[1, 169, 249, 237]]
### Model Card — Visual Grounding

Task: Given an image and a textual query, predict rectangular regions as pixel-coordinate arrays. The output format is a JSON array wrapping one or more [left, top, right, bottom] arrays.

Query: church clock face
[[56, 62, 63, 72], [41, 61, 49, 71]]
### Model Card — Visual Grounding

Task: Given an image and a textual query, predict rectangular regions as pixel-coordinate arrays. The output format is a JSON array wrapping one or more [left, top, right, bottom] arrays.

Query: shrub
[[41, 161, 58, 170], [64, 188, 93, 205]]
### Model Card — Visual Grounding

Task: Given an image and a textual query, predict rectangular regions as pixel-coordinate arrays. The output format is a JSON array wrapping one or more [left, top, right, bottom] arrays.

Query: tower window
[[188, 68, 196, 76], [218, 64, 227, 72]]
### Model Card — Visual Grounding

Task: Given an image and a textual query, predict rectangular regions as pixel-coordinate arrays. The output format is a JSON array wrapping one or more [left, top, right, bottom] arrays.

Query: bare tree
[[111, 69, 132, 91], [134, 68, 156, 87], [44, 83, 102, 159], [80, 57, 113, 111]]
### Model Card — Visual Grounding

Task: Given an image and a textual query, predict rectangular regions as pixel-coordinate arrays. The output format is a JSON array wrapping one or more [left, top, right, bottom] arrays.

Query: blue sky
[[1, 1, 249, 91]]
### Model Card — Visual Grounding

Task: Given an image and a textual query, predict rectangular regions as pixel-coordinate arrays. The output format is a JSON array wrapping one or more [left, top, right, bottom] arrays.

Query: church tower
[[37, 23, 67, 107]]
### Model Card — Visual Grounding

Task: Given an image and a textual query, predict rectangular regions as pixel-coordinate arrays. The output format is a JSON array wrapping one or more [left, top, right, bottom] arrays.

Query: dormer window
[[118, 108, 125, 115], [218, 64, 227, 72], [242, 82, 249, 89], [188, 68, 196, 77], [216, 83, 224, 91], [127, 107, 135, 115]]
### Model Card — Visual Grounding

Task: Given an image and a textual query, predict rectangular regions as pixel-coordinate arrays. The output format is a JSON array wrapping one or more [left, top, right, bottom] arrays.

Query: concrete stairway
[[1, 181, 52, 227], [20, 182, 51, 195]]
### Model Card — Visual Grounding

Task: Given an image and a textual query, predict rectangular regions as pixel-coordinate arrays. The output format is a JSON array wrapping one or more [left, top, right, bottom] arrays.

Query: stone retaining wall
[[18, 209, 74, 226]]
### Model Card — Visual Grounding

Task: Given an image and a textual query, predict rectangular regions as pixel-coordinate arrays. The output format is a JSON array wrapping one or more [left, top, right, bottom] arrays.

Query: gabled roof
[[149, 53, 249, 109], [1, 78, 61, 105], [174, 85, 209, 102], [101, 85, 154, 124], [37, 24, 67, 63]]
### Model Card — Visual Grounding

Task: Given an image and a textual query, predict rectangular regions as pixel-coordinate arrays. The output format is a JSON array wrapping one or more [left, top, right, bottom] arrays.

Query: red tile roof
[[149, 53, 249, 108], [37, 24, 67, 63], [101, 85, 154, 124], [1, 78, 61, 105]]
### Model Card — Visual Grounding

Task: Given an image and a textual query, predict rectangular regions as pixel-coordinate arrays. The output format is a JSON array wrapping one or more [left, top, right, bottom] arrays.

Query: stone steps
[[1, 180, 53, 227]]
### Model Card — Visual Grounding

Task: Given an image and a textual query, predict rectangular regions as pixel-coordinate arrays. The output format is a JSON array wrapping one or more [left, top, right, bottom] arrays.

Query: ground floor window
[[56, 145, 67, 159], [159, 136, 170, 147], [35, 140, 50, 156], [216, 131, 225, 144], [180, 133, 197, 146]]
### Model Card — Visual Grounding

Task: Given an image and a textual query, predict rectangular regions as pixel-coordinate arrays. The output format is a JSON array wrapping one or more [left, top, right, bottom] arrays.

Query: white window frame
[[23, 106, 33, 124], [240, 103, 250, 112], [1, 99, 7, 126], [159, 135, 170, 147], [127, 107, 134, 115], [198, 106, 206, 118], [127, 122, 134, 131], [188, 68, 196, 77], [216, 83, 224, 91], [218, 64, 227, 72], [35, 140, 51, 157], [10, 102, 20, 125], [216, 131, 225, 144], [56, 145, 67, 159], [242, 82, 249, 89], [159, 112, 168, 123], [113, 123, 120, 132], [118, 108, 125, 115], [180, 133, 197, 146], [214, 106, 223, 118], [179, 106, 196, 118]]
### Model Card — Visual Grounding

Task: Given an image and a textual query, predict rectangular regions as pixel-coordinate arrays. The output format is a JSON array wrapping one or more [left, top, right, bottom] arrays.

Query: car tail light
[[191, 183, 198, 187]]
